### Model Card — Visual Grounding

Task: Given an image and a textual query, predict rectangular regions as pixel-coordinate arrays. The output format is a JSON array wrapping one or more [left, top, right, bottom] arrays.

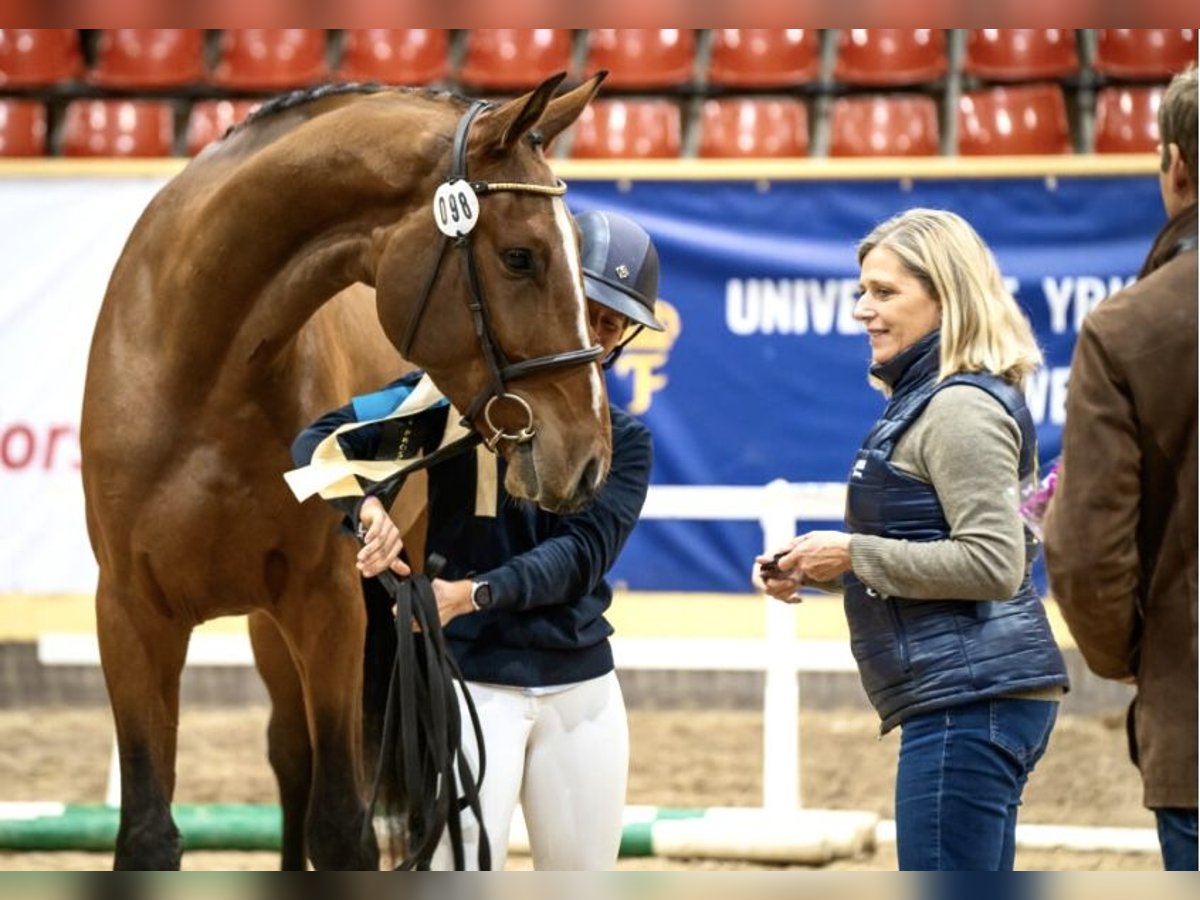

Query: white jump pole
[[760, 479, 800, 811], [640, 481, 846, 812]]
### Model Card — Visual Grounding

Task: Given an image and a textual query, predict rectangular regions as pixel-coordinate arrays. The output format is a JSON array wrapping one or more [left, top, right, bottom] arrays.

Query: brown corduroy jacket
[[1044, 203, 1198, 809]]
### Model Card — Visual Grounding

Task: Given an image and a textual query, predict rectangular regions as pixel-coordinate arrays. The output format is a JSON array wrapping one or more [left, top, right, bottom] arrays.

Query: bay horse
[[80, 72, 611, 870]]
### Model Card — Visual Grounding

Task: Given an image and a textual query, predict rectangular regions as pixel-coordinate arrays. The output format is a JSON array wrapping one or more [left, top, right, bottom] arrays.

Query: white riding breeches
[[431, 670, 629, 871]]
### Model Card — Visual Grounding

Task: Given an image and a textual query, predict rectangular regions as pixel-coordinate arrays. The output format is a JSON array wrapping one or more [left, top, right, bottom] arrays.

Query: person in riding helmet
[[575, 209, 665, 369], [291, 210, 664, 870]]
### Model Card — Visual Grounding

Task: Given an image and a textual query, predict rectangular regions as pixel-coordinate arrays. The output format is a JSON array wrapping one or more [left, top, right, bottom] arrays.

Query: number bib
[[432, 179, 481, 237]]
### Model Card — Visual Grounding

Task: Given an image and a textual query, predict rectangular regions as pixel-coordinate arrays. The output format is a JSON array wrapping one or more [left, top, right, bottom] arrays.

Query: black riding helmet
[[577, 210, 666, 333]]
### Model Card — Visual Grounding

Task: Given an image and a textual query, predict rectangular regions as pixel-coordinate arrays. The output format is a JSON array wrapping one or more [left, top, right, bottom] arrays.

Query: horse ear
[[475, 71, 568, 153], [536, 71, 607, 146]]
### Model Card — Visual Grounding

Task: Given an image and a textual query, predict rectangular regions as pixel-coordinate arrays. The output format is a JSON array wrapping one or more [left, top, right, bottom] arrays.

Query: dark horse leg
[[254, 584, 398, 871], [253, 480, 428, 870], [96, 574, 190, 870], [248, 612, 312, 871], [257, 579, 380, 871]]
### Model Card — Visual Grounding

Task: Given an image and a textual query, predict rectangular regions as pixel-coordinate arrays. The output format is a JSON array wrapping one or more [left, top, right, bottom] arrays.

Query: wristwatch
[[470, 580, 493, 612]]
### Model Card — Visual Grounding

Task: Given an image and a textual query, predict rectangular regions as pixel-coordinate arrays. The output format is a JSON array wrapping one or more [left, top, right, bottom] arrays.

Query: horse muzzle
[[503, 441, 607, 515]]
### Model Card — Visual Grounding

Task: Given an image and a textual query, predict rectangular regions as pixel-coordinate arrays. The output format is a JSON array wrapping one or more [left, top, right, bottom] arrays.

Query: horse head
[[374, 73, 611, 514]]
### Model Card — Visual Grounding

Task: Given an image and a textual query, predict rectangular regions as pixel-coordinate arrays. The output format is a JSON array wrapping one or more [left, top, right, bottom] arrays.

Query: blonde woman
[[753, 208, 1068, 870]]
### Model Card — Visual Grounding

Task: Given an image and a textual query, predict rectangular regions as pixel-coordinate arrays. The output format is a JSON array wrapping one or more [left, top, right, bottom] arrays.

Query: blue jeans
[[895, 697, 1058, 870], [1155, 807, 1198, 870]]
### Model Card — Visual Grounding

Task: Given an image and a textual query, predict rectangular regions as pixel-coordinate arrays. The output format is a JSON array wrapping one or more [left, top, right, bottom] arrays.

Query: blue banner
[[566, 176, 1164, 592]]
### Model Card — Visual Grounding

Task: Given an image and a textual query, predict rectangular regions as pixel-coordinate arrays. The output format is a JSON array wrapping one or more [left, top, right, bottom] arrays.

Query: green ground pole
[[0, 804, 281, 852], [0, 803, 699, 856]]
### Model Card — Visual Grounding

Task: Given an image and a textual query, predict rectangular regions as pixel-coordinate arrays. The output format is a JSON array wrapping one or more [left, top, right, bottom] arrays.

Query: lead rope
[[360, 555, 491, 871]]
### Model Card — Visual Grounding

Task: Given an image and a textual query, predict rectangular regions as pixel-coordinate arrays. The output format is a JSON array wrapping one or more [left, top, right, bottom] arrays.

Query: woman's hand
[[752, 536, 806, 603], [760, 570, 806, 603], [355, 496, 411, 578], [784, 530, 852, 583]]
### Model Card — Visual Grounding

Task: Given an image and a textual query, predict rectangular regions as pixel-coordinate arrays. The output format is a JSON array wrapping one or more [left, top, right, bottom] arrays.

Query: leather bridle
[[399, 100, 603, 451]]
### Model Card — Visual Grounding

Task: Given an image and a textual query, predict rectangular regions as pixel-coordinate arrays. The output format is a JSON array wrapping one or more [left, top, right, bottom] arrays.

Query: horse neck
[[158, 101, 450, 387]]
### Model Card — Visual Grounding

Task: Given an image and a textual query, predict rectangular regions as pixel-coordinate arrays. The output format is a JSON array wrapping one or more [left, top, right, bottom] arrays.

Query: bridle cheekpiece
[[400, 100, 603, 452]]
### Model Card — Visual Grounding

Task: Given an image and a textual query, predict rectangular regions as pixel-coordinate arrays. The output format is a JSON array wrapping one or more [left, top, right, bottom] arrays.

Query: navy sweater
[[291, 374, 653, 687]]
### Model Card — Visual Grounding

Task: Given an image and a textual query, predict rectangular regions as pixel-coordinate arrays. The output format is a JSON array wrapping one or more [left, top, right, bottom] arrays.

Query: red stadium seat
[[61, 99, 176, 158], [89, 29, 205, 88], [965, 30, 1079, 82], [829, 95, 939, 157], [1095, 29, 1196, 80], [0, 99, 47, 156], [336, 29, 448, 85], [835, 29, 947, 86], [957, 84, 1071, 155], [0, 29, 82, 87], [212, 29, 328, 90], [186, 99, 262, 155], [707, 29, 820, 88], [587, 29, 695, 89], [458, 29, 573, 91], [569, 99, 681, 159], [1094, 86, 1163, 153], [698, 97, 809, 158]]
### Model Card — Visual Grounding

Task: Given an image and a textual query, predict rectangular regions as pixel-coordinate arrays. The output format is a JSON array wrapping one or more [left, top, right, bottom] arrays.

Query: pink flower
[[1019, 459, 1060, 540]]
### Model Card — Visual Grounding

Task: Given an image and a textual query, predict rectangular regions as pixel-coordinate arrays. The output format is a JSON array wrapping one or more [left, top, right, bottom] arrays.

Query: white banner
[[0, 176, 169, 592]]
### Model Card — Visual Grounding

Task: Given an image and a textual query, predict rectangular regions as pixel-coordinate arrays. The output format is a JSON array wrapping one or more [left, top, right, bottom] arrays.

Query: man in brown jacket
[[1044, 65, 1198, 871]]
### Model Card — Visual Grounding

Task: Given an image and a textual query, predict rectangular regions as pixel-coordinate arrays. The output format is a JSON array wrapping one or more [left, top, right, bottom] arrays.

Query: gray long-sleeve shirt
[[848, 384, 1027, 601]]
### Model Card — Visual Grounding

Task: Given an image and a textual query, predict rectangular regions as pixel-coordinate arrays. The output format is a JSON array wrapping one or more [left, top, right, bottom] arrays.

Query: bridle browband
[[399, 100, 603, 451]]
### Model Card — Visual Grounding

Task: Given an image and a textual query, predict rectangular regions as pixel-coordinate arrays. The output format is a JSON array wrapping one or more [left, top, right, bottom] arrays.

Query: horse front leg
[[96, 575, 190, 870], [276, 582, 379, 871], [249, 612, 312, 870]]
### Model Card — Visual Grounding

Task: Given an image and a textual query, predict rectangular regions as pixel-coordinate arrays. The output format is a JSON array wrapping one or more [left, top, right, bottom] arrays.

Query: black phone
[[758, 551, 786, 578]]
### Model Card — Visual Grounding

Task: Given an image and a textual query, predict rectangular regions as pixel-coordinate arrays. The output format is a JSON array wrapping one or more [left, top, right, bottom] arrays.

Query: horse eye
[[502, 248, 534, 274]]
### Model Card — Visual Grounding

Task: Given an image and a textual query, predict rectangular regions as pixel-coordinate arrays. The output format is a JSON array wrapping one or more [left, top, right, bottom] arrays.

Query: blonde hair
[[858, 208, 1042, 389]]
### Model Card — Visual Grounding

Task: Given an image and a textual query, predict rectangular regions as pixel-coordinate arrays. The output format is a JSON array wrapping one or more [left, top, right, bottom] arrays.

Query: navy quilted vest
[[844, 333, 1068, 732]]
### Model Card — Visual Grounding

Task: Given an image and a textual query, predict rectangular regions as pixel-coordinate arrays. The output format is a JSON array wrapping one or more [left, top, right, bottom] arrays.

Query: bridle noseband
[[399, 100, 604, 451]]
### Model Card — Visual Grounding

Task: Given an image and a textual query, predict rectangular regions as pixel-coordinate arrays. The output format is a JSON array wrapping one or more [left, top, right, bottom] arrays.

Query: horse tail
[[361, 568, 491, 871]]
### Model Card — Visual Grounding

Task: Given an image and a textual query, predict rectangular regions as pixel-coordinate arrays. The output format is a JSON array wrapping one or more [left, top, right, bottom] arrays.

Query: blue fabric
[[349, 372, 445, 421], [291, 371, 442, 521], [564, 177, 1164, 593], [895, 698, 1058, 870], [843, 333, 1068, 731], [1155, 807, 1199, 870]]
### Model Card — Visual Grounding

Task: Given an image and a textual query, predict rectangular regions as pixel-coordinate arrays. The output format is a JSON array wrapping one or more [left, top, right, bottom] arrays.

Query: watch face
[[473, 581, 492, 610]]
